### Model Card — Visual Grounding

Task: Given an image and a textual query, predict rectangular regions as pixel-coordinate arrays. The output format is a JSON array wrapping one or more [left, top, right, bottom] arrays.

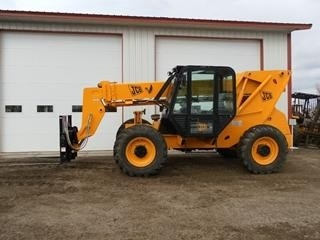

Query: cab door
[[171, 66, 236, 138], [188, 67, 215, 136]]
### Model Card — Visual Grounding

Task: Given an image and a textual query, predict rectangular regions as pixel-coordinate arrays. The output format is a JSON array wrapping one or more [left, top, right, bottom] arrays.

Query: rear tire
[[238, 125, 288, 174], [114, 125, 167, 176]]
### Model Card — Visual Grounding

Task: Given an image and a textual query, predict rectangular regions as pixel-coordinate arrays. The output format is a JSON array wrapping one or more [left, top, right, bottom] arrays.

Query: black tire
[[116, 118, 151, 137], [114, 125, 167, 176], [238, 125, 288, 174], [217, 148, 237, 158]]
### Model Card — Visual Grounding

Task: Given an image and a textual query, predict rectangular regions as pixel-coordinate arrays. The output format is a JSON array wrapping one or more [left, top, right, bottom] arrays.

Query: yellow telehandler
[[59, 65, 292, 176]]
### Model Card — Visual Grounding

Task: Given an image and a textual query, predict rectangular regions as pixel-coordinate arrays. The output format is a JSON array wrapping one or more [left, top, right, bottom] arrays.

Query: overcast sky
[[1, 0, 319, 94]]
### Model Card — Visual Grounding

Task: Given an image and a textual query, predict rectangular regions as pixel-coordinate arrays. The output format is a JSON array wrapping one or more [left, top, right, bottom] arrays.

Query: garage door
[[0, 32, 122, 152], [156, 37, 261, 81], [156, 37, 290, 116]]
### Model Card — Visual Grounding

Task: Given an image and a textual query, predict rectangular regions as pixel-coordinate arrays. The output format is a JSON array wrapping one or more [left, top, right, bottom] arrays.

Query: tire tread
[[238, 125, 288, 174], [113, 125, 167, 177]]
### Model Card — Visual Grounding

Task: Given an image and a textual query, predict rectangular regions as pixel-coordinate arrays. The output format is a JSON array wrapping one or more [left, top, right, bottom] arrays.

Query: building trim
[[287, 32, 292, 118], [0, 27, 122, 36], [260, 39, 264, 70], [0, 10, 312, 32]]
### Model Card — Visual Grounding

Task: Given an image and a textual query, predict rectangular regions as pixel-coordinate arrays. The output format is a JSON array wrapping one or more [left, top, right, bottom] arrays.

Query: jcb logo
[[261, 91, 273, 101], [129, 84, 153, 96], [129, 85, 143, 96]]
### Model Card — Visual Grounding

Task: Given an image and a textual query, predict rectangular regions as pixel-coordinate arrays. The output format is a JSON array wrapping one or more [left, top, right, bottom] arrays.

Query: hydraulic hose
[[63, 114, 93, 151]]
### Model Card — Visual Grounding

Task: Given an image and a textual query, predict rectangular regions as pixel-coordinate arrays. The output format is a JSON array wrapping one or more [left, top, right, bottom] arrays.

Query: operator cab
[[156, 65, 236, 138]]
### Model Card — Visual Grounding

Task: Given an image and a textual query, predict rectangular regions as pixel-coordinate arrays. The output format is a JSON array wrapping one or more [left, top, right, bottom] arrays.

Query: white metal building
[[0, 10, 311, 153]]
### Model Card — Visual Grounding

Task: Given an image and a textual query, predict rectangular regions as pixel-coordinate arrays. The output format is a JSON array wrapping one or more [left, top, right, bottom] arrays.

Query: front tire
[[116, 118, 151, 137], [238, 125, 288, 174], [114, 125, 167, 176]]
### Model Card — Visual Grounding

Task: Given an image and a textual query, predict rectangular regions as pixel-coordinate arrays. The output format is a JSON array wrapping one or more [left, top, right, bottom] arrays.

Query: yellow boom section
[[77, 81, 165, 142]]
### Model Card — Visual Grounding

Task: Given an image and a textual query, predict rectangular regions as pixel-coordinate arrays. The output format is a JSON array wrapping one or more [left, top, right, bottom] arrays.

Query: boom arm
[[76, 81, 165, 143]]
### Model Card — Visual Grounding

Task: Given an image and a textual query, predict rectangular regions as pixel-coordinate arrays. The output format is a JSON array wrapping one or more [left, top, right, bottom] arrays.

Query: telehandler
[[59, 65, 292, 176]]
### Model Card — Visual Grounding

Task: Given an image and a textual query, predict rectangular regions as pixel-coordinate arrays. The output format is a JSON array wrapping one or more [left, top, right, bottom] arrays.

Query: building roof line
[[0, 9, 312, 32]]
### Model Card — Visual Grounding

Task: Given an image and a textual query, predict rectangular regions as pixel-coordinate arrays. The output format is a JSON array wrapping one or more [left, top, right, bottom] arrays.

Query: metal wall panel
[[263, 32, 288, 114], [0, 21, 290, 152]]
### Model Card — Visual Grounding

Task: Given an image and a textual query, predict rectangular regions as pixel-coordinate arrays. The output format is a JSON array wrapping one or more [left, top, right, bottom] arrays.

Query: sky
[[1, 0, 319, 94]]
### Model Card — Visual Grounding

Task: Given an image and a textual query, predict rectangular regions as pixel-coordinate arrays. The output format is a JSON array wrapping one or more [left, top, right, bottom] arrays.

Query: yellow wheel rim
[[252, 137, 279, 165], [125, 137, 156, 167]]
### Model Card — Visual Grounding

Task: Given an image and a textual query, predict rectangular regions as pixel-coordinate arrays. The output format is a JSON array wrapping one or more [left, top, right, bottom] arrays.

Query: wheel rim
[[125, 137, 156, 167], [251, 137, 279, 165]]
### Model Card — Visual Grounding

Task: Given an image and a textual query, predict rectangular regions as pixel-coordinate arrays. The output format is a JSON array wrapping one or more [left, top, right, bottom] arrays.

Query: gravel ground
[[0, 147, 319, 240]]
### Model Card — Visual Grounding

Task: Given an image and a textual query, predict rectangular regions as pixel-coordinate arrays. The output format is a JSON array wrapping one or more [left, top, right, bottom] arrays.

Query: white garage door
[[156, 37, 289, 116], [156, 37, 261, 81], [0, 32, 122, 152]]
